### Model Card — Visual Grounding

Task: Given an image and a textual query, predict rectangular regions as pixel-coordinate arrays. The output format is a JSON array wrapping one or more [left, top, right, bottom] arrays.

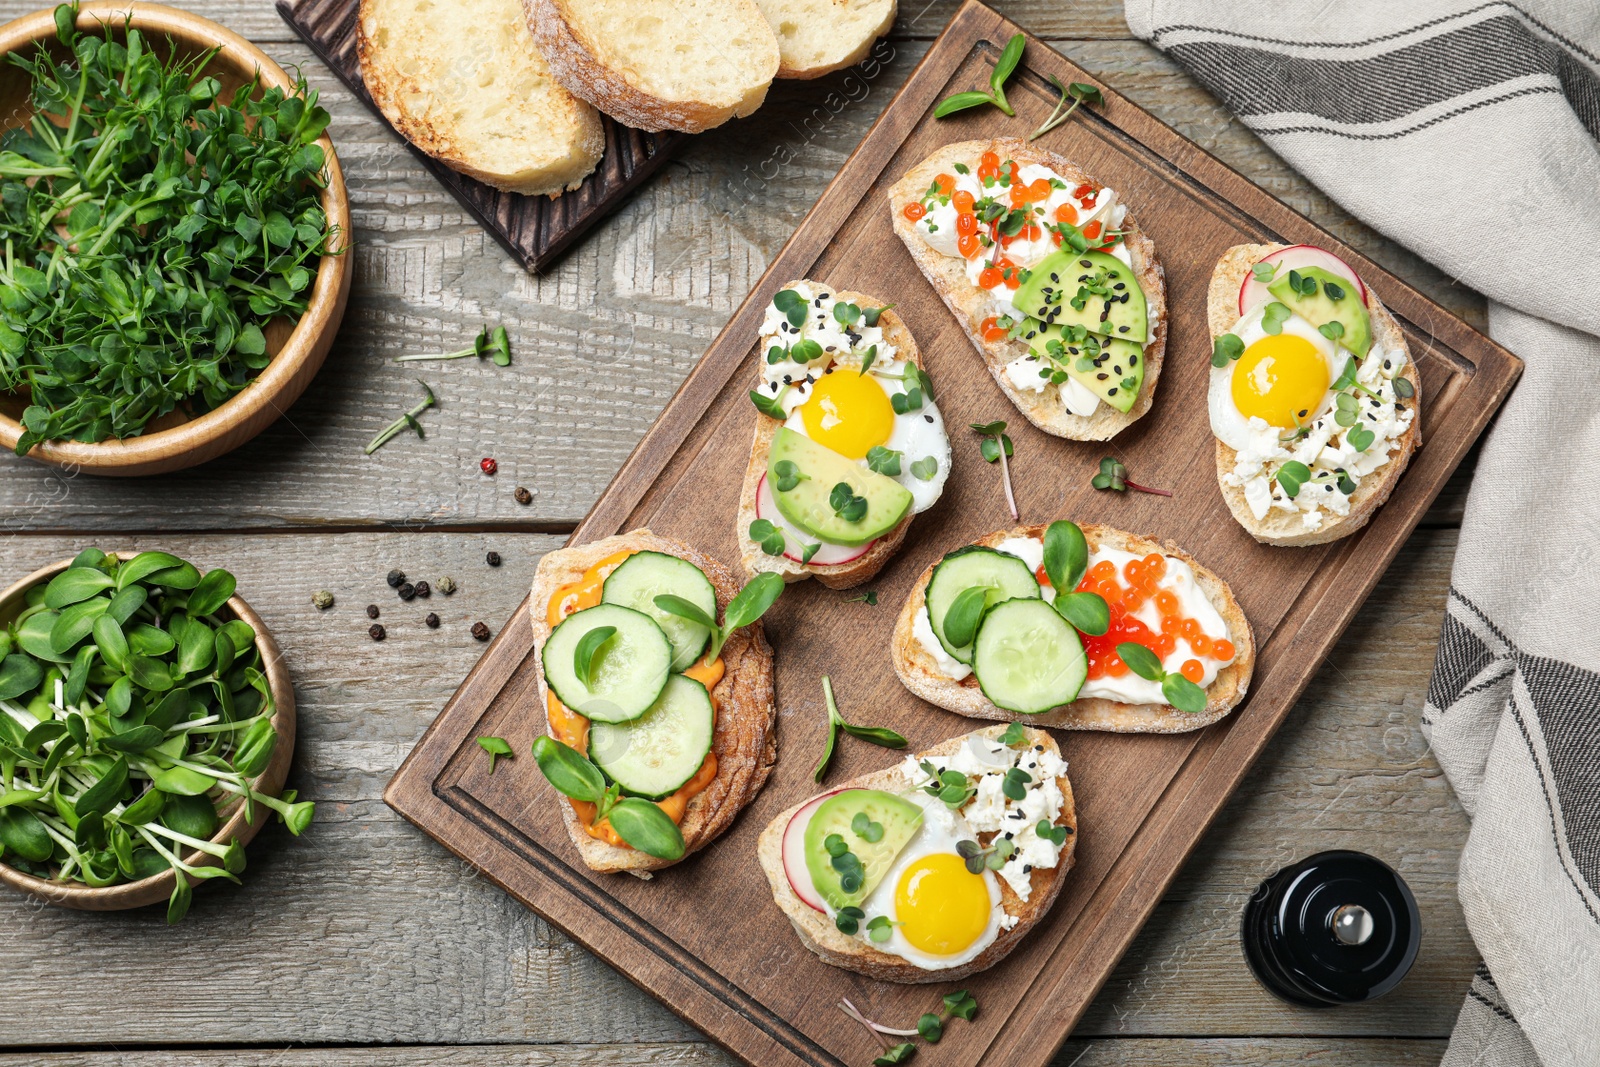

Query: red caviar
[[1072, 553, 1233, 682], [982, 317, 1009, 343]]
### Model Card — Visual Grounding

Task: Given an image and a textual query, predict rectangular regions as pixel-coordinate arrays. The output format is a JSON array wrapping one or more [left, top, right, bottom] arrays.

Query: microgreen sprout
[[530, 737, 685, 859], [748, 519, 786, 557], [846, 590, 879, 606], [1116, 642, 1207, 714], [394, 325, 512, 366], [365, 380, 437, 455], [935, 33, 1025, 118], [838, 990, 978, 1063], [653, 572, 784, 663], [813, 675, 907, 783], [1029, 76, 1104, 140], [970, 421, 1019, 520], [476, 736, 513, 773], [1091, 456, 1171, 496], [955, 836, 1015, 874]]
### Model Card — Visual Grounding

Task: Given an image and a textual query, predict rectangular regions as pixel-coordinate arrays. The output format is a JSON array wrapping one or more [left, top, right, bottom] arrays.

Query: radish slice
[[755, 475, 873, 566], [1237, 244, 1369, 317], [783, 789, 843, 912]]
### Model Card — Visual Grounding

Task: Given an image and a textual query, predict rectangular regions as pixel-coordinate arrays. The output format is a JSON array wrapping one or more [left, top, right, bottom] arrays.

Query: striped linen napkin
[[1122, 3, 1600, 1064]]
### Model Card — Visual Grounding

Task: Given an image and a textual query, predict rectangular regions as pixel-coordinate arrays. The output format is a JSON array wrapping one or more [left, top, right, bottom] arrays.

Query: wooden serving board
[[386, 4, 1520, 1064], [276, 0, 683, 273]]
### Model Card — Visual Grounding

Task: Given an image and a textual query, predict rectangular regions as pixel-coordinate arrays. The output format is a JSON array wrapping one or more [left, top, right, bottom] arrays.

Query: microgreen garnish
[[934, 32, 1024, 118], [1001, 766, 1032, 802], [477, 736, 513, 773], [847, 590, 879, 606], [774, 459, 807, 492], [827, 833, 867, 896], [866, 446, 903, 476], [1212, 333, 1245, 367], [653, 572, 784, 663], [531, 738, 685, 859], [1261, 301, 1294, 335], [365, 380, 437, 455], [1346, 423, 1375, 452], [1332, 357, 1360, 392], [750, 387, 788, 419], [1274, 460, 1312, 498], [1324, 280, 1348, 302], [1319, 320, 1345, 342], [394, 325, 512, 366], [956, 836, 1015, 874], [839, 992, 978, 1063], [813, 675, 907, 783], [573, 626, 617, 689], [920, 762, 976, 809], [874, 1044, 917, 1065], [1091, 456, 1171, 496], [830, 482, 869, 523], [1284, 269, 1318, 297], [942, 586, 992, 648], [835, 904, 866, 935], [852, 811, 885, 843], [1334, 392, 1361, 427], [866, 915, 898, 943], [1029, 76, 1103, 140], [999, 722, 1027, 746], [1250, 261, 1278, 281], [748, 519, 786, 557], [859, 344, 880, 376], [772, 288, 808, 327], [1037, 819, 1069, 846], [970, 421, 1019, 521], [1337, 471, 1358, 495], [802, 543, 822, 564], [862, 304, 892, 328], [910, 456, 938, 482], [833, 302, 863, 328], [1042, 520, 1110, 635], [1116, 642, 1207, 714]]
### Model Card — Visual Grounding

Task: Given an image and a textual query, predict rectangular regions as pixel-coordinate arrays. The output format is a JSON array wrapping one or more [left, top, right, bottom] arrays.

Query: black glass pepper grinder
[[1240, 850, 1421, 1007]]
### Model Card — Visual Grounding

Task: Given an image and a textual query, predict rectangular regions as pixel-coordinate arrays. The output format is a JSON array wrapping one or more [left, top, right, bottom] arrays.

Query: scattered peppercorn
[[369, 624, 386, 641], [414, 580, 431, 598], [386, 569, 406, 588], [425, 612, 440, 628], [486, 551, 502, 567], [366, 604, 380, 619], [397, 583, 416, 600], [514, 486, 532, 505], [480, 457, 497, 476], [437, 576, 457, 595], [312, 590, 335, 610], [471, 622, 491, 641]]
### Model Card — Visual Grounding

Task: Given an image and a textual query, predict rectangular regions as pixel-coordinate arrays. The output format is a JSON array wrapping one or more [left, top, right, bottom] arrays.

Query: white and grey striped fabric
[[1123, 3, 1600, 1065]]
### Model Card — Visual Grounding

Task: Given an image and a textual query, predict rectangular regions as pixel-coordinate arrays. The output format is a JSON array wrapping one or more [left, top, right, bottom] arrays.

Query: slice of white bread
[[1209, 244, 1423, 547], [525, 0, 780, 133], [736, 281, 918, 590], [753, 0, 896, 80], [358, 0, 605, 196], [529, 530, 777, 875], [757, 724, 1077, 982], [888, 138, 1167, 442], [892, 524, 1255, 733]]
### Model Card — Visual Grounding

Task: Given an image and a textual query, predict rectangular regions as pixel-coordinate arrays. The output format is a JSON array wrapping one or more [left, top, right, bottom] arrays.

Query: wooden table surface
[[0, 2, 1480, 1064]]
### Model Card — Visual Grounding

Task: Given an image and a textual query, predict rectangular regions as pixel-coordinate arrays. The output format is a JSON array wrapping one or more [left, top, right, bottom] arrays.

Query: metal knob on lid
[[1240, 850, 1420, 1007]]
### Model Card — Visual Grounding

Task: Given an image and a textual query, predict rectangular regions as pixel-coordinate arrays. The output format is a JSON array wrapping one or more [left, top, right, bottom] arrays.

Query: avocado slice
[[803, 789, 924, 910], [1028, 323, 1146, 413], [1014, 249, 1147, 344], [768, 427, 913, 548], [1267, 266, 1371, 357]]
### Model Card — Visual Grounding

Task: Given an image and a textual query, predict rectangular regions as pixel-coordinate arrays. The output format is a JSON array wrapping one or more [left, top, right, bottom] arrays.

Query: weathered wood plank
[[0, 530, 1471, 1045]]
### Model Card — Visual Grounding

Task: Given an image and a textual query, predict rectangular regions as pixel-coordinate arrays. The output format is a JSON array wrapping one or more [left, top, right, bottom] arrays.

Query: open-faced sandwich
[[738, 280, 951, 588], [888, 138, 1166, 441], [892, 521, 1254, 733], [759, 724, 1076, 981], [528, 530, 784, 874], [1209, 244, 1422, 546]]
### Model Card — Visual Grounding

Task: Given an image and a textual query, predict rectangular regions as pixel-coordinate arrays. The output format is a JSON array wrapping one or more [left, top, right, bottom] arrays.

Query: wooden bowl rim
[[0, 2, 351, 473], [0, 551, 298, 911]]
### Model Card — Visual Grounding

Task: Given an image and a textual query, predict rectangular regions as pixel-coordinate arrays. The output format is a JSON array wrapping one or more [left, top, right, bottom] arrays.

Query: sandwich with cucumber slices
[[529, 530, 783, 874], [891, 522, 1254, 733]]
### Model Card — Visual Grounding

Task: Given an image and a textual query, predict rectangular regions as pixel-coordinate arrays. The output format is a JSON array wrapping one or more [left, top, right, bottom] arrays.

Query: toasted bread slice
[[525, 0, 779, 133], [529, 530, 777, 874], [358, 0, 604, 196], [752, 0, 896, 79], [892, 524, 1254, 733], [1208, 244, 1422, 547], [736, 281, 920, 589], [888, 138, 1167, 441], [757, 724, 1077, 982]]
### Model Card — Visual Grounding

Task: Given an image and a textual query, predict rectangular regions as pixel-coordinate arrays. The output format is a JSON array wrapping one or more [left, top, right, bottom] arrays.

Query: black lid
[[1241, 850, 1421, 1007]]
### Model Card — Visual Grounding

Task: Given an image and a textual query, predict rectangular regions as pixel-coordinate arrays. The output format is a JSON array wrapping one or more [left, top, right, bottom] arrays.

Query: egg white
[[1208, 303, 1343, 453]]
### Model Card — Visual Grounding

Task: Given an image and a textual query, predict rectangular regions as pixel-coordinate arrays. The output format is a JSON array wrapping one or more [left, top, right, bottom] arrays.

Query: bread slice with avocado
[[358, 0, 604, 196], [529, 530, 777, 875], [757, 725, 1076, 982], [526, 0, 780, 133], [753, 0, 896, 79]]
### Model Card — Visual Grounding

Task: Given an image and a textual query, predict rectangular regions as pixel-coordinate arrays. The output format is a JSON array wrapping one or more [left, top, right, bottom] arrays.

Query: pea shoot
[[813, 675, 907, 783], [652, 571, 785, 663], [1116, 642, 1207, 714], [476, 736, 513, 774], [970, 421, 1019, 520], [365, 380, 437, 455], [530, 737, 685, 860], [935, 33, 1025, 118], [1029, 77, 1104, 141], [394, 325, 512, 366]]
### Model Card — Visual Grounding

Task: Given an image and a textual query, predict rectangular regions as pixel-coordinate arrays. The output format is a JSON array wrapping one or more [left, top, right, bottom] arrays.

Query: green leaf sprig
[[970, 421, 1019, 520], [365, 380, 436, 455], [748, 519, 786, 557], [838, 990, 979, 1064], [394, 325, 512, 366], [813, 675, 907, 783], [1116, 642, 1207, 714], [1091, 456, 1171, 496], [1029, 76, 1104, 140], [955, 835, 1014, 874], [935, 33, 1025, 118], [529, 737, 685, 860], [476, 736, 513, 773], [1042, 520, 1110, 636], [653, 571, 784, 663]]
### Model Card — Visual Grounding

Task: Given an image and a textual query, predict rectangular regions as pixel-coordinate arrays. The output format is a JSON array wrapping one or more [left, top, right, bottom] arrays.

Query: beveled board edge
[[274, 0, 684, 273], [386, 3, 1522, 1065]]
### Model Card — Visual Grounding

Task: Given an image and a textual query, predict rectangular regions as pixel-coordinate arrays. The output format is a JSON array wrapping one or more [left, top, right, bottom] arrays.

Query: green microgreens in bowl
[[1116, 641, 1207, 714], [1091, 456, 1171, 496], [0, 6, 341, 455], [813, 675, 907, 783], [652, 571, 784, 663], [394, 325, 512, 366], [0, 548, 313, 922], [1029, 76, 1104, 141], [365, 380, 436, 455], [838, 990, 978, 1064], [476, 736, 513, 774], [935, 32, 1024, 118], [970, 421, 1019, 521], [529, 737, 685, 860]]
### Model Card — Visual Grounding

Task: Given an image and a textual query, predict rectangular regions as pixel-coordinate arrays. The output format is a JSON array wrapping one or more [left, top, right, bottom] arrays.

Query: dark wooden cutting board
[[276, 0, 683, 273], [385, 4, 1520, 1064]]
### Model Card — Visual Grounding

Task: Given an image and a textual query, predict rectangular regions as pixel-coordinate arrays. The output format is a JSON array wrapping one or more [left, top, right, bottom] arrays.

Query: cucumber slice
[[924, 547, 1041, 664], [602, 551, 716, 671], [971, 598, 1088, 715], [542, 604, 672, 723], [590, 674, 715, 799]]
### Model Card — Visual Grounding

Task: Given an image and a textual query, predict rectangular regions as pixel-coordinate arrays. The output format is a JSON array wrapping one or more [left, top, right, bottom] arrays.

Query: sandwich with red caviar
[[889, 138, 1166, 441], [529, 530, 784, 873], [891, 521, 1254, 733]]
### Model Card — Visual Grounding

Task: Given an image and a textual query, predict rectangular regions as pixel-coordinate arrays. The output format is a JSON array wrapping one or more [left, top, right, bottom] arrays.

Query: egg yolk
[[797, 371, 894, 460], [1231, 334, 1329, 429], [894, 853, 992, 956]]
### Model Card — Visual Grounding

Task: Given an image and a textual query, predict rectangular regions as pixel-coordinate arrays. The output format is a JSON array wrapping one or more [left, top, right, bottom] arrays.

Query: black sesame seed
[[1118, 325, 1130, 334], [924, 414, 934, 423], [1096, 372, 1109, 381], [1022, 864, 1033, 874], [1129, 354, 1139, 366]]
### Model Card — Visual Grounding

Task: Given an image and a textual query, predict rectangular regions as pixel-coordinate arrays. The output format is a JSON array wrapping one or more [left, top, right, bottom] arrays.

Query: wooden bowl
[[0, 553, 297, 911], [0, 3, 352, 476]]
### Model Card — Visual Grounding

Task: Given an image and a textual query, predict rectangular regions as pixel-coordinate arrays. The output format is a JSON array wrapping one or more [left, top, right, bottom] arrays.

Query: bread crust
[[890, 524, 1255, 733], [529, 530, 777, 874], [736, 281, 921, 589], [1207, 244, 1423, 547], [888, 138, 1167, 441], [756, 724, 1076, 982], [526, 0, 777, 133]]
